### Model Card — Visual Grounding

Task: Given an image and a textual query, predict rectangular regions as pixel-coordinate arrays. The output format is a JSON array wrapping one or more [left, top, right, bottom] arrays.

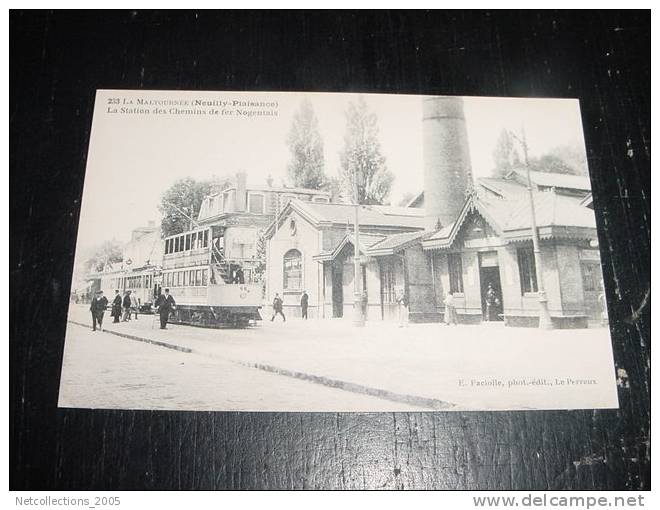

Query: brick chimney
[[235, 171, 247, 212], [422, 96, 473, 230]]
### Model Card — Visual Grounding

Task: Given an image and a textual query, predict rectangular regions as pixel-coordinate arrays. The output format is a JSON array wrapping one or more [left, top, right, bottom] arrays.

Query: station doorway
[[479, 251, 504, 321]]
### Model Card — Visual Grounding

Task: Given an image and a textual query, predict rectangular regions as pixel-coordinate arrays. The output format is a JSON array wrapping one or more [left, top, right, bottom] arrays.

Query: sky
[[76, 90, 588, 252]]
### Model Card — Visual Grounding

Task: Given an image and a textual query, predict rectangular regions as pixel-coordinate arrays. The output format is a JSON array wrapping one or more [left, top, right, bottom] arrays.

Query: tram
[[99, 265, 161, 312], [161, 226, 263, 327]]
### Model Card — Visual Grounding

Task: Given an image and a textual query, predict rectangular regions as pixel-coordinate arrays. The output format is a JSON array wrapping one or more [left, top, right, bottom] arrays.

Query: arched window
[[283, 249, 302, 290]]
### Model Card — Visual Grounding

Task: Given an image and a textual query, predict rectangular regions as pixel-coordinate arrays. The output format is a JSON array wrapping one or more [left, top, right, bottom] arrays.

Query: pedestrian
[[130, 292, 139, 320], [155, 288, 176, 329], [89, 290, 108, 332], [122, 290, 132, 321], [271, 293, 286, 322], [111, 289, 122, 323], [300, 290, 309, 319], [444, 292, 458, 326], [485, 283, 499, 321], [396, 288, 409, 328]]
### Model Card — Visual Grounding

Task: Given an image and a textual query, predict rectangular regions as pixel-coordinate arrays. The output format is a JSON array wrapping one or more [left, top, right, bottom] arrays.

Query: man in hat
[[90, 290, 108, 331], [271, 293, 286, 322], [300, 290, 309, 320], [111, 289, 122, 323], [155, 288, 176, 329], [122, 290, 133, 322]]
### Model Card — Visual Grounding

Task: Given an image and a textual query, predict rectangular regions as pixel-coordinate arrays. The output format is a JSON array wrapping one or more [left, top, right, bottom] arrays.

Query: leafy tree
[[253, 230, 267, 283], [286, 99, 327, 189], [544, 143, 588, 175], [322, 175, 344, 203], [492, 129, 521, 178], [529, 154, 580, 175], [339, 97, 394, 205], [491, 130, 586, 177], [83, 239, 124, 273], [158, 177, 214, 237]]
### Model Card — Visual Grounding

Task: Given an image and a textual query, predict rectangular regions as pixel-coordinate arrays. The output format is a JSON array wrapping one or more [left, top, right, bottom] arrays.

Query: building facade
[[264, 200, 426, 319]]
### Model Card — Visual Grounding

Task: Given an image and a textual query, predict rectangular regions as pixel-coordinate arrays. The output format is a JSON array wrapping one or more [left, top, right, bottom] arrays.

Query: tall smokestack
[[235, 171, 247, 212], [422, 96, 473, 230]]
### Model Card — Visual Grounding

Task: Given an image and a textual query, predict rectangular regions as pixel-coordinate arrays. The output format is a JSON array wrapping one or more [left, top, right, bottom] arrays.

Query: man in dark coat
[[90, 290, 108, 331], [300, 290, 309, 320], [111, 290, 122, 323], [155, 288, 176, 329], [122, 290, 132, 321], [271, 293, 286, 322]]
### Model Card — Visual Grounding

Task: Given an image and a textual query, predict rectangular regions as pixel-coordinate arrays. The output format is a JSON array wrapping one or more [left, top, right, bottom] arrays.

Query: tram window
[[185, 234, 191, 251], [188, 270, 193, 286], [183, 271, 188, 286], [180, 236, 185, 251], [195, 269, 202, 286], [202, 269, 207, 285], [191, 232, 197, 249], [203, 230, 209, 247]]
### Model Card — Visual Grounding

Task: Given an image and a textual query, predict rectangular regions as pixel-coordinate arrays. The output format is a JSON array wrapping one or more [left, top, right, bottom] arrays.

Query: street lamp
[[352, 164, 365, 327], [510, 128, 554, 330]]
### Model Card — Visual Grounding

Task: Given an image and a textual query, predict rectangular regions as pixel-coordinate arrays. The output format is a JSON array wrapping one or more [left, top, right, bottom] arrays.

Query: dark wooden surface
[[10, 11, 650, 490]]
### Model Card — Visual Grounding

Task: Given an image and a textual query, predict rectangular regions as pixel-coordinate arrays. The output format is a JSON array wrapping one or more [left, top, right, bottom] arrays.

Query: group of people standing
[[88, 288, 177, 332]]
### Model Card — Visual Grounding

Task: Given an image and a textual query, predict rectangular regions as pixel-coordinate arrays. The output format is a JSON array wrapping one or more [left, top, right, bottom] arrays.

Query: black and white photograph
[[59, 90, 618, 412]]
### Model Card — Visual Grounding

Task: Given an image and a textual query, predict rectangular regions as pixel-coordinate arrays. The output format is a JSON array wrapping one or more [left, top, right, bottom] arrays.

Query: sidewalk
[[66, 305, 618, 411]]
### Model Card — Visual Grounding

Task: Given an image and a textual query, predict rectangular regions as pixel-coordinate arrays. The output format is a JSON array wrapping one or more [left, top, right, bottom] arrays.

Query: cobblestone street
[[59, 321, 420, 411], [60, 305, 618, 411]]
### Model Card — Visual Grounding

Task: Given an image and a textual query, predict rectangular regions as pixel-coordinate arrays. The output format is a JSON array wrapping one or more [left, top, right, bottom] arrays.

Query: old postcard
[[58, 90, 618, 412]]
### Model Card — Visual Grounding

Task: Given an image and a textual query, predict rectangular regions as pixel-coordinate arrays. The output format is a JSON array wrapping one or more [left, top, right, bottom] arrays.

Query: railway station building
[[264, 96, 604, 328]]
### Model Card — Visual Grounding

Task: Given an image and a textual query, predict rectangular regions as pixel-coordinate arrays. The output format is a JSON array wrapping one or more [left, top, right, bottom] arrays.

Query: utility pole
[[353, 164, 365, 327], [511, 128, 554, 329]]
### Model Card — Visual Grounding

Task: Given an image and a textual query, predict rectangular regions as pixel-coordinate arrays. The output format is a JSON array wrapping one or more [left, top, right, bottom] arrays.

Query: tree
[[491, 130, 587, 177], [544, 143, 588, 176], [83, 239, 124, 273], [158, 177, 214, 237], [528, 154, 580, 175], [339, 97, 394, 205], [492, 129, 520, 178], [322, 175, 344, 203], [286, 99, 327, 189]]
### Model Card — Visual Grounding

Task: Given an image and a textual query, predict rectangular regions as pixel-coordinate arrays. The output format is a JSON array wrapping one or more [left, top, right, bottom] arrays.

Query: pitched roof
[[423, 190, 598, 249], [302, 201, 426, 227], [265, 199, 427, 238], [509, 169, 592, 191], [366, 230, 429, 256], [313, 233, 386, 261]]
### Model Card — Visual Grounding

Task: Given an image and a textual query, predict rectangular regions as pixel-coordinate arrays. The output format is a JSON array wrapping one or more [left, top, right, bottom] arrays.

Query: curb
[[68, 320, 193, 353], [238, 360, 455, 410], [68, 319, 454, 410]]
